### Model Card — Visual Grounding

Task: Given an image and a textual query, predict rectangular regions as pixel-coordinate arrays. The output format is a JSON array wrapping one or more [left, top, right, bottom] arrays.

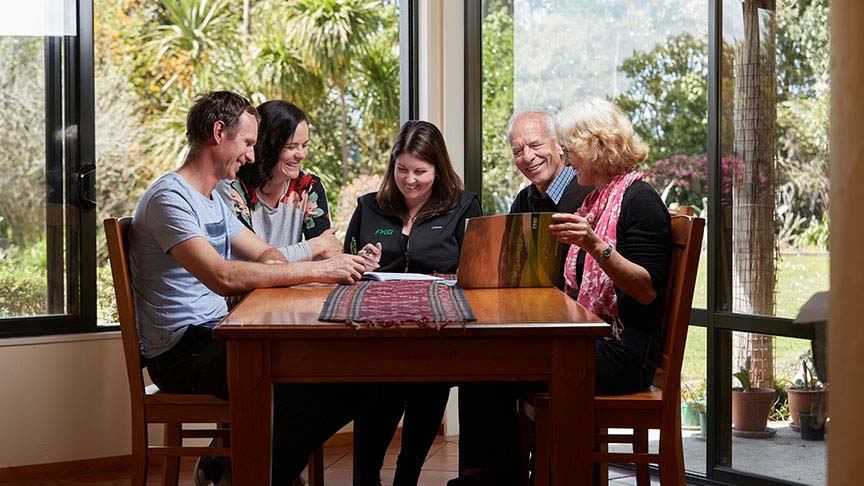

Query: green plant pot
[[682, 402, 702, 428], [699, 411, 707, 438]]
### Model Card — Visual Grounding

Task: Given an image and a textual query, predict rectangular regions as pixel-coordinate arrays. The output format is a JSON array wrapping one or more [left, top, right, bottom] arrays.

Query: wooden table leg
[[227, 340, 272, 486], [550, 338, 594, 486]]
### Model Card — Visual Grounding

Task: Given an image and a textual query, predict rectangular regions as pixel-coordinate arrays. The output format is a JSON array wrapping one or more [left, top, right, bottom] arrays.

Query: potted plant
[[798, 401, 827, 440], [787, 350, 827, 432], [681, 381, 703, 428], [731, 357, 776, 436], [681, 381, 707, 437]]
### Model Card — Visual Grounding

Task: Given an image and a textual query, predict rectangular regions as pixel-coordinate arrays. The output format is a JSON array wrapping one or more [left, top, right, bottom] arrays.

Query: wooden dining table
[[214, 284, 609, 486]]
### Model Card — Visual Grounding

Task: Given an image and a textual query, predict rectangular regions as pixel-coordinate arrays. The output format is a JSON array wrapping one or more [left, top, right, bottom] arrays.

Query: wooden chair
[[105, 217, 325, 486], [521, 212, 705, 486]]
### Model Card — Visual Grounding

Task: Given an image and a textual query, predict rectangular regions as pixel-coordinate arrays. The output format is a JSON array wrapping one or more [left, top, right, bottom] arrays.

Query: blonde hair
[[556, 98, 647, 177]]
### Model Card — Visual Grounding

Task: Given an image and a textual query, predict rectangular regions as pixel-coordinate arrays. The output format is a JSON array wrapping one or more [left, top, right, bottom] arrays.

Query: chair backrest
[[104, 217, 146, 410], [652, 213, 705, 397]]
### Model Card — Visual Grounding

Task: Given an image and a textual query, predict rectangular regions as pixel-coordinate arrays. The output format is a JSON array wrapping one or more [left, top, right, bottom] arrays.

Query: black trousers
[[456, 332, 659, 485], [146, 325, 367, 483], [354, 383, 451, 486]]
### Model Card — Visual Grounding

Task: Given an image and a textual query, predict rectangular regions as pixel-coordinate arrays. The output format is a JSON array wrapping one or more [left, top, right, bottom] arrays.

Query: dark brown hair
[[185, 91, 259, 155], [376, 120, 463, 218], [237, 100, 308, 188]]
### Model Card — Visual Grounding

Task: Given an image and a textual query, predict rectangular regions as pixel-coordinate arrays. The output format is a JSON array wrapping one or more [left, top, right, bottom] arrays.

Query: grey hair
[[506, 107, 558, 142]]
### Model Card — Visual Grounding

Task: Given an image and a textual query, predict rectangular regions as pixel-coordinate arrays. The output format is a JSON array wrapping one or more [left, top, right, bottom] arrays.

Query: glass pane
[[719, 1, 830, 480], [94, 0, 400, 324], [719, 0, 830, 320], [0, 33, 79, 318], [729, 335, 826, 485], [481, 0, 709, 215], [681, 326, 708, 475]]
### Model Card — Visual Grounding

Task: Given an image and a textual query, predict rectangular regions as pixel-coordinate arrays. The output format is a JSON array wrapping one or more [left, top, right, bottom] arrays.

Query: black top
[[510, 177, 594, 289], [509, 176, 594, 214], [574, 180, 672, 342], [343, 191, 483, 274]]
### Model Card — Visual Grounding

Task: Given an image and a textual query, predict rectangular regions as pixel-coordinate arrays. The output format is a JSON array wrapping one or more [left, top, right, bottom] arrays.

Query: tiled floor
[[0, 435, 664, 485]]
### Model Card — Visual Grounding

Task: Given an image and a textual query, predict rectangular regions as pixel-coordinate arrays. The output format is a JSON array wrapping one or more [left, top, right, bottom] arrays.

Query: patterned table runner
[[319, 280, 476, 328]]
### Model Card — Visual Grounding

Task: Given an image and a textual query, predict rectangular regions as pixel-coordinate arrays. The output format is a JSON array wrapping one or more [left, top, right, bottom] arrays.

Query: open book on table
[[361, 272, 443, 282]]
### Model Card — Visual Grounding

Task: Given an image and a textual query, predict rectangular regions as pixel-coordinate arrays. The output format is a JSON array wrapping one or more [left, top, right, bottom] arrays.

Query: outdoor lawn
[[682, 252, 830, 385]]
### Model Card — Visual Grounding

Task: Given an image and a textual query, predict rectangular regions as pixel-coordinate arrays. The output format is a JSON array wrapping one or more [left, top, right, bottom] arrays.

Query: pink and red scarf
[[563, 171, 643, 340]]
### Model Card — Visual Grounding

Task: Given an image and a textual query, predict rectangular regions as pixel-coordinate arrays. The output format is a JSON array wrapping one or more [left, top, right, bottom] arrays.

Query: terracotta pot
[[787, 388, 827, 431], [732, 388, 775, 432]]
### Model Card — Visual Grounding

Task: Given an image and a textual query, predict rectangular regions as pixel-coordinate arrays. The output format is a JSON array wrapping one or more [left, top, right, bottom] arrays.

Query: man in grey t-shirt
[[129, 91, 374, 485]]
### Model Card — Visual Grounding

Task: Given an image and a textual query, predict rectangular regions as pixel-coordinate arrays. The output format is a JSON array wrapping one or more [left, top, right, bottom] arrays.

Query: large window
[[0, 1, 97, 337], [92, 0, 402, 325], [469, 0, 829, 484], [1, 0, 403, 335]]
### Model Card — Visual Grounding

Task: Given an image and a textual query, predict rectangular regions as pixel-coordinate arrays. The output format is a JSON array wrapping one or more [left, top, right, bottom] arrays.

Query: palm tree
[[146, 0, 238, 93], [731, 0, 777, 389], [285, 0, 383, 184], [250, 1, 325, 103], [354, 16, 400, 173]]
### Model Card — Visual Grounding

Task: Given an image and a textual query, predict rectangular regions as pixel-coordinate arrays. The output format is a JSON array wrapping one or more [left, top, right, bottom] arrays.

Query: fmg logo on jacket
[[375, 228, 394, 236]]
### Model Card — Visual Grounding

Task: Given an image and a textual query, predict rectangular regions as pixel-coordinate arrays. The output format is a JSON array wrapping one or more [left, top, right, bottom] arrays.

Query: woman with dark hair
[[345, 120, 482, 486], [217, 100, 379, 264]]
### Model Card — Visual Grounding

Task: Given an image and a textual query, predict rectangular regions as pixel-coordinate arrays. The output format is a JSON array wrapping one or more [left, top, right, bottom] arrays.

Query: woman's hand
[[548, 213, 606, 257], [307, 227, 343, 259], [358, 242, 382, 272]]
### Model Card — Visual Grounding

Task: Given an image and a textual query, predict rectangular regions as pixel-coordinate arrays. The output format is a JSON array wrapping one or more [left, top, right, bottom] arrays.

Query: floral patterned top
[[228, 171, 330, 237], [216, 171, 331, 264]]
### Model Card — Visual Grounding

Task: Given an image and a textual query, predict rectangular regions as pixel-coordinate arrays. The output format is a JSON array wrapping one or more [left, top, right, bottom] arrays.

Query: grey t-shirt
[[215, 180, 312, 262], [130, 173, 243, 359]]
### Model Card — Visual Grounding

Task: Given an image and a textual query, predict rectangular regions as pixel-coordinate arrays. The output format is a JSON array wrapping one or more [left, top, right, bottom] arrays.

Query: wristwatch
[[600, 243, 613, 260]]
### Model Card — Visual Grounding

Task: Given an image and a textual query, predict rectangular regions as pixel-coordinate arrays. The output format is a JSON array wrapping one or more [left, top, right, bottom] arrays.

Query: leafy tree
[[284, 0, 384, 184], [614, 32, 708, 162], [480, 0, 516, 214]]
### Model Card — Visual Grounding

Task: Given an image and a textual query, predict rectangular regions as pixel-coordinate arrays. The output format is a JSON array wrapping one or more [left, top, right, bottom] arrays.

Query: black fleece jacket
[[343, 191, 483, 274]]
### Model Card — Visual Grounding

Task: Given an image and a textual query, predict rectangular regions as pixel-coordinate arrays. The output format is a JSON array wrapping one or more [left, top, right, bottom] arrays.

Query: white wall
[[0, 332, 131, 467], [418, 0, 465, 437]]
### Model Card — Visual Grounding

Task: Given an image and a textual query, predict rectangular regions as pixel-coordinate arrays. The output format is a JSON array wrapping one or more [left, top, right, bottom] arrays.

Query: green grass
[[682, 253, 829, 385]]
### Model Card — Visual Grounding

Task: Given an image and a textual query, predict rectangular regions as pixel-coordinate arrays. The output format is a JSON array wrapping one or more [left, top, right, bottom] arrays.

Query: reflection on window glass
[[0, 32, 78, 319], [93, 0, 400, 324], [0, 36, 48, 318]]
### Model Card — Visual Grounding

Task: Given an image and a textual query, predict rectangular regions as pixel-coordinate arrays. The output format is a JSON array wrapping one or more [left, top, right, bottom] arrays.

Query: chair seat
[[142, 384, 230, 422], [595, 388, 664, 410]]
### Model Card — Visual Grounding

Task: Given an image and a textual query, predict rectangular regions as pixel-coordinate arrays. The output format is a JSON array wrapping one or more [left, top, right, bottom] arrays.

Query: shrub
[[642, 153, 744, 210], [0, 261, 47, 317]]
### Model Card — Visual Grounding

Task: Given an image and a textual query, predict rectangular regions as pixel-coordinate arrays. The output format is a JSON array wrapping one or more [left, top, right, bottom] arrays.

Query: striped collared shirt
[[544, 166, 576, 205]]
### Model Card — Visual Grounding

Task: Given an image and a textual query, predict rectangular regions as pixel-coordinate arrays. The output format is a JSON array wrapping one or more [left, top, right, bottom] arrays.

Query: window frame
[[0, 0, 99, 338], [4, 0, 418, 338]]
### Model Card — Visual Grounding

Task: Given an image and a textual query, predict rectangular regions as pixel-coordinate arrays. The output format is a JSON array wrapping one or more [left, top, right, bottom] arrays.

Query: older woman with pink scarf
[[548, 97, 672, 395], [450, 99, 671, 486]]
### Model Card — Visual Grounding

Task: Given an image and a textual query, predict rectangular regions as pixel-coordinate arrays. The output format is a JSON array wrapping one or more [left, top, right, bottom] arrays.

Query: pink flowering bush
[[642, 154, 745, 208]]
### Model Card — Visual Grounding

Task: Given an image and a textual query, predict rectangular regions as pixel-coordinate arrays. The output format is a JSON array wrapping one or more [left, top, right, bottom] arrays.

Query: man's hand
[[358, 242, 382, 272], [307, 227, 343, 259], [315, 254, 367, 284]]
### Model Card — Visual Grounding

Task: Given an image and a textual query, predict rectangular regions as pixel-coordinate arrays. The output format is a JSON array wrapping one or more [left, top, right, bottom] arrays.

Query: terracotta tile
[[421, 453, 458, 471]]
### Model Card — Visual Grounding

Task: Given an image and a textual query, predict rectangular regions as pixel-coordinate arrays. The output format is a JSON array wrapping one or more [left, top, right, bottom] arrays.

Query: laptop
[[456, 212, 566, 288]]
